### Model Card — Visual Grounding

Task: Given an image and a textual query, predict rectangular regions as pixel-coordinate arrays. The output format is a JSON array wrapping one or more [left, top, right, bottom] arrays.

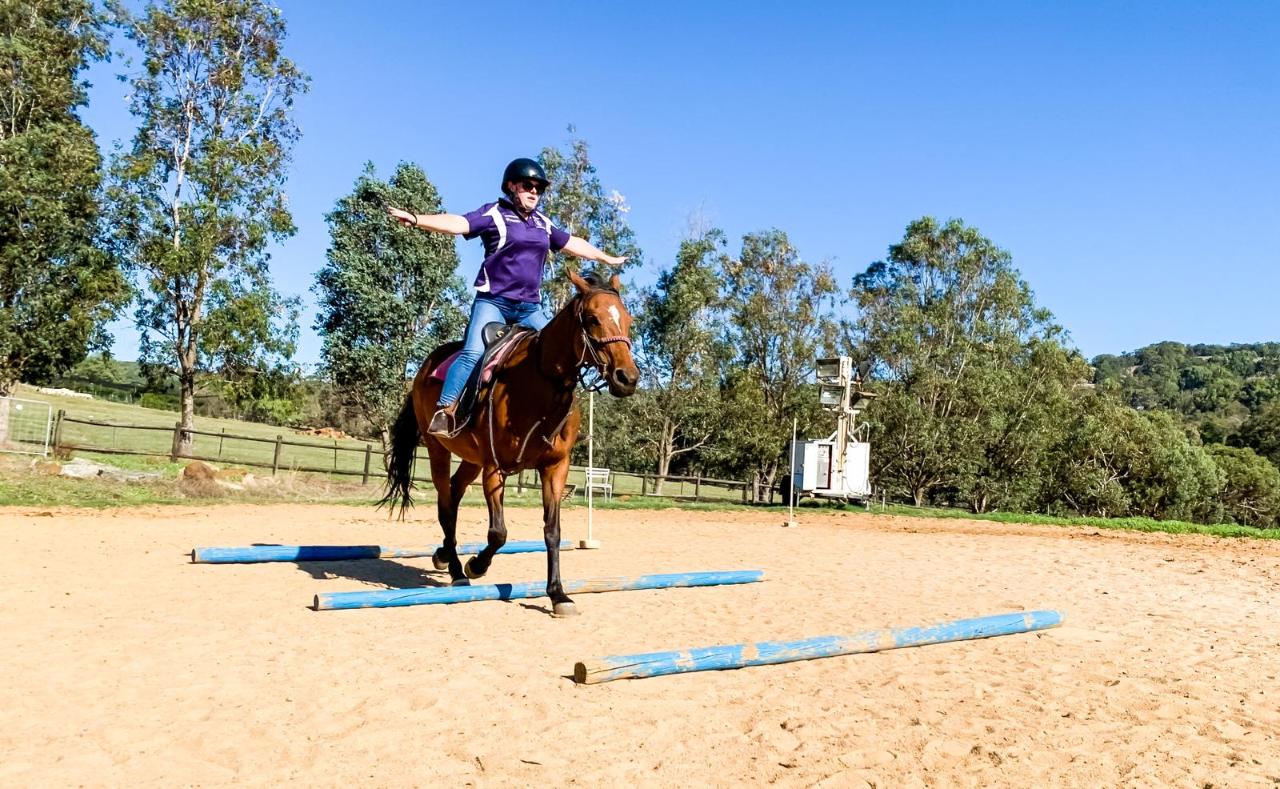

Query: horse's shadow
[[294, 558, 449, 589]]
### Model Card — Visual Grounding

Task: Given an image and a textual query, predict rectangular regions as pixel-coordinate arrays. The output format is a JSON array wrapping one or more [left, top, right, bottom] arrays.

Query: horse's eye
[[584, 315, 599, 327]]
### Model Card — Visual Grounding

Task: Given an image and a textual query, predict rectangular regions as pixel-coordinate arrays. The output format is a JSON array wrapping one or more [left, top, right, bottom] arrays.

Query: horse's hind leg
[[429, 446, 480, 584], [465, 466, 508, 579]]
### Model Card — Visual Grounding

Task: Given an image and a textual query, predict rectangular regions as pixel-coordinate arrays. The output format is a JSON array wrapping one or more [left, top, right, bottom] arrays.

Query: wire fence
[[0, 396, 53, 456]]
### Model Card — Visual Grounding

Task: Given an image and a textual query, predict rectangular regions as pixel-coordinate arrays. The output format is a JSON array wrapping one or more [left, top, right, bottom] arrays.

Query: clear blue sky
[[82, 1, 1280, 368]]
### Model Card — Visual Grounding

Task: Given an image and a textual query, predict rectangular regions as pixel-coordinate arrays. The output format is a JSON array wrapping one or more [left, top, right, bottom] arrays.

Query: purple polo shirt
[[462, 198, 571, 303]]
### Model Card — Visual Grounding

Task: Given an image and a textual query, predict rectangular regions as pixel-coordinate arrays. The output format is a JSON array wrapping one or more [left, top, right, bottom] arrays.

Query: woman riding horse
[[383, 159, 638, 617], [387, 157, 627, 437]]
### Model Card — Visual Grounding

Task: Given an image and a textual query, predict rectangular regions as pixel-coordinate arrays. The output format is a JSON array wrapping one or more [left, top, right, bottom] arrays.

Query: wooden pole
[[193, 539, 577, 564], [52, 409, 65, 456], [314, 570, 765, 611], [362, 444, 372, 485], [785, 417, 798, 527], [271, 435, 282, 475], [574, 611, 1064, 684]]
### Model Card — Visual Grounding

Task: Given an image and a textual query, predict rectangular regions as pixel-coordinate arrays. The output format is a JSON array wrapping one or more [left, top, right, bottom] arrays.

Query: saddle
[[429, 323, 534, 431]]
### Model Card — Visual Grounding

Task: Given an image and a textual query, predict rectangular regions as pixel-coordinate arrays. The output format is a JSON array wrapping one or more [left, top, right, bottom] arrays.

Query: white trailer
[[790, 433, 871, 500], [785, 357, 875, 503]]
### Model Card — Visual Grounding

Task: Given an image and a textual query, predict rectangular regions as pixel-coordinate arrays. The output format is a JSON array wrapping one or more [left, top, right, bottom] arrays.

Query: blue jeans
[[438, 294, 548, 407]]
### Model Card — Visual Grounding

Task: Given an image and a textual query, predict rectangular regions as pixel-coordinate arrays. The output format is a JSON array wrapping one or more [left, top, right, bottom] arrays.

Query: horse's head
[[568, 269, 640, 397]]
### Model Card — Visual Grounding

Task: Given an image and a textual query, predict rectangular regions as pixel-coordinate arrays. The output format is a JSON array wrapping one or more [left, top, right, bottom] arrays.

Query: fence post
[[741, 481, 748, 503], [333, 439, 339, 471], [694, 475, 702, 501], [218, 428, 225, 458], [640, 474, 647, 496], [170, 421, 182, 462], [362, 444, 372, 485], [52, 409, 66, 457], [516, 469, 525, 494], [272, 435, 283, 475]]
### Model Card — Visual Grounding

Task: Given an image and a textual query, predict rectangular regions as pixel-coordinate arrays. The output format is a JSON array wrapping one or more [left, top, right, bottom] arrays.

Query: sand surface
[[2, 502, 1278, 786]]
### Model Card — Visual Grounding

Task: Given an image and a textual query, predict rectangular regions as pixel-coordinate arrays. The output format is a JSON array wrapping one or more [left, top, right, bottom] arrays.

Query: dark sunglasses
[[517, 179, 545, 194]]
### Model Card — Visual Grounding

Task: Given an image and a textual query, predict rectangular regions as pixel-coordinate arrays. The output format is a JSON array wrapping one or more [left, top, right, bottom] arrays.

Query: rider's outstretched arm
[[387, 207, 469, 235], [562, 235, 628, 268]]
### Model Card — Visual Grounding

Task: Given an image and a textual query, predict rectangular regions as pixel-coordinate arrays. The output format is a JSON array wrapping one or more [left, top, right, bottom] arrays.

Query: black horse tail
[[379, 394, 420, 519]]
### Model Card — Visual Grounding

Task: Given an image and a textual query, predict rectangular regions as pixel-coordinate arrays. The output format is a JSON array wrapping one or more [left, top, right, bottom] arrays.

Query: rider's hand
[[387, 206, 416, 227], [600, 254, 628, 268]]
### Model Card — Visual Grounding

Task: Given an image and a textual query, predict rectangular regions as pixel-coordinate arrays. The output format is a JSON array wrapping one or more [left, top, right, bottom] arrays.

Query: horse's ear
[[567, 268, 590, 294], [610, 273, 622, 293]]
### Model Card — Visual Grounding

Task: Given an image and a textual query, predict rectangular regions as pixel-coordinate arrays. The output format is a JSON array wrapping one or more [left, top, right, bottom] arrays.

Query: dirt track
[[2, 503, 1278, 786]]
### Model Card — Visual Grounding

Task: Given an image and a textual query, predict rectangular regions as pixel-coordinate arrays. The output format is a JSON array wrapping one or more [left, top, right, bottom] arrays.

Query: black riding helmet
[[501, 157, 550, 196]]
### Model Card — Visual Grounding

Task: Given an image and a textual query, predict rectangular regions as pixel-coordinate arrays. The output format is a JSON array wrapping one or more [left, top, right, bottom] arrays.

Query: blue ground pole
[[191, 540, 573, 564], [573, 610, 1064, 684], [313, 570, 765, 611]]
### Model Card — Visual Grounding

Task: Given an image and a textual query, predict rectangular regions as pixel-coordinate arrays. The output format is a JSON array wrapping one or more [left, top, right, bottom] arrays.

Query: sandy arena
[[2, 503, 1278, 786]]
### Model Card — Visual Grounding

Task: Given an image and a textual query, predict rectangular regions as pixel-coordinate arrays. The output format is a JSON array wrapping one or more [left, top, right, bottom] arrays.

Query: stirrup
[[428, 407, 460, 438]]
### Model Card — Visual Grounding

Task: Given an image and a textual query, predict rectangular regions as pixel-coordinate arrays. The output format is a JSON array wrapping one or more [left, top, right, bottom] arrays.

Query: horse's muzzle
[[609, 366, 639, 397]]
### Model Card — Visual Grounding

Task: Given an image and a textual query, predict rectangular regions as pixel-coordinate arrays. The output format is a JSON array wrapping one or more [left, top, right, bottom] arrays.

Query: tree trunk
[[177, 372, 196, 455], [653, 419, 676, 496], [912, 487, 927, 507], [760, 467, 777, 504]]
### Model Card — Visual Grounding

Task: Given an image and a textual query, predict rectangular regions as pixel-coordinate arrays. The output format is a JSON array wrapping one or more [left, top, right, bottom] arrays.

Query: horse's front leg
[[465, 465, 508, 579], [540, 459, 577, 617]]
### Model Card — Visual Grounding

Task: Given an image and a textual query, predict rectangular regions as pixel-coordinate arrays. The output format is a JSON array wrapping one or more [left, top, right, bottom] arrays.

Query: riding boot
[[428, 404, 458, 437]]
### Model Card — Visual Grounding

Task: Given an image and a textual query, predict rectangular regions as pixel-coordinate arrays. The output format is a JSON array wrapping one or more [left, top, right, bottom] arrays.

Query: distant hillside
[[1092, 341, 1280, 451], [44, 354, 364, 437], [51, 356, 148, 401]]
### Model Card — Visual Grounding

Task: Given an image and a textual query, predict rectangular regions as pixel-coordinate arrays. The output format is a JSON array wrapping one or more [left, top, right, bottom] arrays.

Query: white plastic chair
[[583, 467, 613, 501]]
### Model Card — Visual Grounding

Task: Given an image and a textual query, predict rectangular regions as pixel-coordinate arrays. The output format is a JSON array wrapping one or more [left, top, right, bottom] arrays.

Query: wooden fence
[[52, 410, 780, 503], [53, 411, 399, 484]]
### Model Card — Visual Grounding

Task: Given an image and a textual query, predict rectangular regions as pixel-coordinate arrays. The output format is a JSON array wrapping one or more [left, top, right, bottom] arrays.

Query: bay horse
[[381, 269, 639, 617]]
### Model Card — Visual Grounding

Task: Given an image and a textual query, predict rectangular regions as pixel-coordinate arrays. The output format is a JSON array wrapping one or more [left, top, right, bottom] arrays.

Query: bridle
[[573, 291, 632, 392]]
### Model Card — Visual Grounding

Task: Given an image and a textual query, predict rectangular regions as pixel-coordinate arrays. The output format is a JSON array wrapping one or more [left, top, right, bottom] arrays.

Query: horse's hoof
[[552, 601, 580, 618], [450, 577, 471, 587], [431, 552, 449, 571], [463, 557, 486, 579]]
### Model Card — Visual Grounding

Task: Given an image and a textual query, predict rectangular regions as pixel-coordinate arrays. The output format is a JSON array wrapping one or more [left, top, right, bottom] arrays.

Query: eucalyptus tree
[[715, 230, 839, 502], [0, 0, 127, 394], [108, 0, 307, 450], [1207, 445, 1280, 528], [314, 163, 468, 448], [537, 127, 641, 308], [626, 229, 729, 491], [849, 217, 1086, 509]]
